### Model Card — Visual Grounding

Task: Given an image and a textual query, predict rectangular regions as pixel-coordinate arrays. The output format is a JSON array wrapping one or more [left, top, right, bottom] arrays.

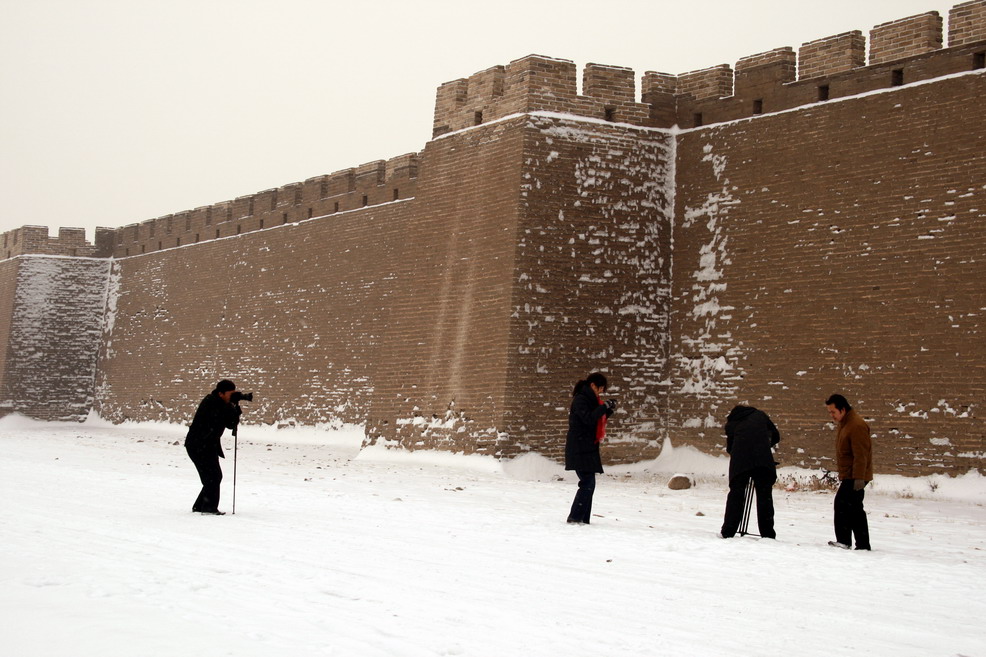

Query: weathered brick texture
[[0, 257, 110, 420], [0, 260, 18, 402], [94, 201, 413, 428], [365, 118, 528, 455], [949, 0, 986, 45], [97, 153, 420, 258], [677, 64, 734, 101], [433, 55, 651, 137], [671, 72, 986, 475], [1, 226, 113, 260], [870, 12, 944, 65], [505, 115, 674, 463], [678, 40, 986, 128], [798, 31, 867, 80]]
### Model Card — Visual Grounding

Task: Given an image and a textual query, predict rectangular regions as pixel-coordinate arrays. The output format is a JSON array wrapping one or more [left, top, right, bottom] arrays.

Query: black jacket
[[724, 405, 780, 481], [184, 391, 241, 458], [564, 383, 610, 473]]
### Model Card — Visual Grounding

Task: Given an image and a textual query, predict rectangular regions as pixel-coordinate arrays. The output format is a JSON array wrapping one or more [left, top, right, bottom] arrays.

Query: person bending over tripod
[[719, 404, 780, 539], [184, 379, 242, 515]]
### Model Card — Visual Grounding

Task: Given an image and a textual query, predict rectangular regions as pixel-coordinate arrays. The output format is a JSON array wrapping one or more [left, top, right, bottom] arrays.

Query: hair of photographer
[[572, 372, 608, 396]]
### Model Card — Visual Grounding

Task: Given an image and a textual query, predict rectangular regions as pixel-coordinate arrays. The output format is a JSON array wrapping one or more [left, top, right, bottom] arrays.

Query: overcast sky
[[0, 0, 963, 240]]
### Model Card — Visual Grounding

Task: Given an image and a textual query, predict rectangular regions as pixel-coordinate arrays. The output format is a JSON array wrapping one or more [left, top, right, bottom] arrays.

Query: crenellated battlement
[[432, 55, 652, 137], [1, 225, 115, 260], [106, 151, 419, 258], [436, 0, 986, 131], [950, 0, 986, 42], [870, 12, 943, 65], [0, 152, 420, 262], [677, 63, 736, 101], [671, 1, 986, 125]]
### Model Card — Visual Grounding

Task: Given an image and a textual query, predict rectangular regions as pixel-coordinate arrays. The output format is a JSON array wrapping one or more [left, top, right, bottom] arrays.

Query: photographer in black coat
[[719, 404, 780, 538], [565, 372, 616, 524], [184, 379, 242, 515]]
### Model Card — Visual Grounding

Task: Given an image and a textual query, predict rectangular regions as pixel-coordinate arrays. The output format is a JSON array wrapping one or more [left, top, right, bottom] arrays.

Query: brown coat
[[835, 409, 873, 481]]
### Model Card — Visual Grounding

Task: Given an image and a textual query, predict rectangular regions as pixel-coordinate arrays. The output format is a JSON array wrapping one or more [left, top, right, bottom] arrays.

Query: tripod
[[738, 477, 761, 537]]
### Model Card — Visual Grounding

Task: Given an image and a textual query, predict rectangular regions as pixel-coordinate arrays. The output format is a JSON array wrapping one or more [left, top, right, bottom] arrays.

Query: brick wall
[[0, 257, 110, 420], [950, 0, 986, 45], [94, 200, 414, 428], [641, 71, 678, 127], [89, 113, 676, 462], [733, 48, 797, 116], [798, 31, 866, 80], [364, 117, 527, 455], [0, 259, 18, 404], [670, 72, 986, 476], [677, 64, 734, 101], [870, 12, 943, 65], [503, 115, 675, 462]]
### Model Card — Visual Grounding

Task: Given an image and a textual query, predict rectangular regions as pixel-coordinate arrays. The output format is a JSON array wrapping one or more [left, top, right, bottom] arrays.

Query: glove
[[853, 479, 867, 491], [605, 399, 617, 415]]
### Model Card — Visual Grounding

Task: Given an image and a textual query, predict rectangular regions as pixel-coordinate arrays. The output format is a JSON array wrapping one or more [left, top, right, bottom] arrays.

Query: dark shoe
[[718, 531, 733, 539], [828, 540, 850, 549], [854, 546, 871, 551], [199, 510, 226, 515]]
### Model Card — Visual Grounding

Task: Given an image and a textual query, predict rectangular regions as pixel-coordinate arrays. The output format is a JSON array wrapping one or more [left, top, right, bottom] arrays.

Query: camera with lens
[[231, 391, 254, 404]]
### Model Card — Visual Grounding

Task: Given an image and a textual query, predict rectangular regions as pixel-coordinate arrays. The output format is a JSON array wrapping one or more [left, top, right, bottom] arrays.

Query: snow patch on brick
[[674, 140, 744, 409]]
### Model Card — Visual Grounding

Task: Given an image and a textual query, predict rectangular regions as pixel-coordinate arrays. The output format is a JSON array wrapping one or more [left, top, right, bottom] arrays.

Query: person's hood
[[727, 405, 757, 422]]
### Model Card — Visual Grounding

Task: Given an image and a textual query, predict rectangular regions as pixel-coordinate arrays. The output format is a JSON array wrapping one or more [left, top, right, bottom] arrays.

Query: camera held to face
[[230, 391, 254, 404]]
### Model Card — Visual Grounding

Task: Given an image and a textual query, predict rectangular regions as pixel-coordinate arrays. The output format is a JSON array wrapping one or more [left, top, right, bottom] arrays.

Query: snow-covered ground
[[2, 414, 984, 657]]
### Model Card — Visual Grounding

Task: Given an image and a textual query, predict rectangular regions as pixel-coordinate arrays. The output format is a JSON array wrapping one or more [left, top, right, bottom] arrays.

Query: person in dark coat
[[184, 379, 241, 515], [564, 372, 616, 524], [719, 404, 780, 538]]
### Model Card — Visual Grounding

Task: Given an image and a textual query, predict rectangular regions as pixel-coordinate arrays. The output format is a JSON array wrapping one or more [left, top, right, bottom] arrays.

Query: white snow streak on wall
[[93, 260, 123, 406], [520, 116, 674, 446], [675, 142, 745, 417]]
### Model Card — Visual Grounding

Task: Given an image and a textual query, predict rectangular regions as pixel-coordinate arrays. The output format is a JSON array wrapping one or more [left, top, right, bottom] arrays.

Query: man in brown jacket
[[825, 394, 873, 550]]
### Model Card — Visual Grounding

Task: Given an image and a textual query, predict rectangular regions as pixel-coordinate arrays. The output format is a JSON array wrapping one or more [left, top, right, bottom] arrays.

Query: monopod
[[228, 392, 253, 515], [232, 421, 239, 515]]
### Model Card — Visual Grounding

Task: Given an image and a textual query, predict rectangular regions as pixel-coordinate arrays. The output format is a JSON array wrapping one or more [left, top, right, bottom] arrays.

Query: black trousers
[[567, 471, 596, 524], [721, 467, 776, 538], [186, 446, 223, 513], [834, 479, 870, 549]]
